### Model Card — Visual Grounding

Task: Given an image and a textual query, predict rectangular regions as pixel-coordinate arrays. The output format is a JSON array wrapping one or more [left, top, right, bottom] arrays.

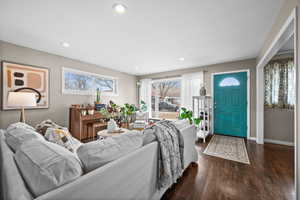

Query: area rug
[[203, 135, 250, 164]]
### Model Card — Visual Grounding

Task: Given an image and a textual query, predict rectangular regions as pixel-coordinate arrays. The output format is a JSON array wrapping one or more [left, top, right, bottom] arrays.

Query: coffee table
[[97, 128, 130, 140]]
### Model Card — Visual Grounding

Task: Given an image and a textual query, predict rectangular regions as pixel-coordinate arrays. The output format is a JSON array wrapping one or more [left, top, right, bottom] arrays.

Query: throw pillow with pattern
[[35, 119, 63, 136], [45, 128, 80, 153]]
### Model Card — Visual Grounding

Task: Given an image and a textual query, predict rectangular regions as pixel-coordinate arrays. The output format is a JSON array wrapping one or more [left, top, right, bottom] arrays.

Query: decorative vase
[[199, 86, 206, 96], [121, 122, 129, 129], [88, 109, 94, 115], [107, 119, 118, 133], [95, 103, 105, 111], [81, 110, 87, 116]]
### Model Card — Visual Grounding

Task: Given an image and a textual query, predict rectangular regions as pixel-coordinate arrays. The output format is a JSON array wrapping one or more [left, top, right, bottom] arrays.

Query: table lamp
[[7, 92, 37, 123]]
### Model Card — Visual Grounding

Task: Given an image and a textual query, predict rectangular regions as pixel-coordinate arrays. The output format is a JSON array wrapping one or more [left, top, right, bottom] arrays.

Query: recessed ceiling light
[[61, 42, 70, 48], [113, 3, 127, 14], [179, 57, 185, 61]]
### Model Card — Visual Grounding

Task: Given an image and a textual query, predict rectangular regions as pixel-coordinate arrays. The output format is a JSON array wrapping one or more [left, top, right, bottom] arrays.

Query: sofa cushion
[[77, 131, 143, 172], [15, 140, 83, 197], [0, 130, 33, 200], [45, 128, 82, 153], [172, 119, 191, 130], [5, 126, 45, 152], [7, 122, 36, 132]]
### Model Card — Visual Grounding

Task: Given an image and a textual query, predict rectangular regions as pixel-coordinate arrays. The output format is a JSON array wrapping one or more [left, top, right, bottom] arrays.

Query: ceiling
[[0, 0, 284, 75]]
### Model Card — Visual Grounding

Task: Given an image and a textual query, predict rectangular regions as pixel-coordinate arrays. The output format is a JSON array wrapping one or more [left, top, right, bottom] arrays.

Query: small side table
[[97, 128, 130, 140]]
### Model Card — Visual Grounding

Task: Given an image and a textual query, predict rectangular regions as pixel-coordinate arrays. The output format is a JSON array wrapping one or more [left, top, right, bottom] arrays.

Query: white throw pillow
[[44, 128, 81, 153], [15, 140, 83, 197], [5, 127, 44, 152], [77, 131, 143, 172]]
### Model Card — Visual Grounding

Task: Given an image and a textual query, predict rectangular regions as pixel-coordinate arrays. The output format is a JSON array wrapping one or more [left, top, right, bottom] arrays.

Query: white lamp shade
[[7, 92, 37, 107]]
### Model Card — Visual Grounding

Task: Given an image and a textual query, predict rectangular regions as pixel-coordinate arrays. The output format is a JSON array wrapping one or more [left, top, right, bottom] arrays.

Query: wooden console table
[[69, 107, 107, 142]]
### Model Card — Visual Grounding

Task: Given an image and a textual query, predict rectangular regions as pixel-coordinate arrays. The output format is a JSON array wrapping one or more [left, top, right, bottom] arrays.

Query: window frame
[[62, 67, 118, 96], [150, 77, 182, 120]]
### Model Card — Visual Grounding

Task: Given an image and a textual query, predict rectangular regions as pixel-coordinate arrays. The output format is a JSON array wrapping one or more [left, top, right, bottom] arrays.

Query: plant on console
[[179, 107, 202, 127], [120, 103, 137, 124]]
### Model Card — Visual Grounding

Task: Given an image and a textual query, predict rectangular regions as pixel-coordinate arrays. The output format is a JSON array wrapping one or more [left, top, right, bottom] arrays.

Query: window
[[264, 59, 295, 109], [219, 77, 240, 87], [151, 78, 181, 119], [62, 68, 118, 95]]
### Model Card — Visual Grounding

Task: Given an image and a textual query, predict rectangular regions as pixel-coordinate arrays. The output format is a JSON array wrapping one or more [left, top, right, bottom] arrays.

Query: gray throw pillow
[[5, 127, 45, 152], [77, 131, 143, 172], [15, 140, 83, 197]]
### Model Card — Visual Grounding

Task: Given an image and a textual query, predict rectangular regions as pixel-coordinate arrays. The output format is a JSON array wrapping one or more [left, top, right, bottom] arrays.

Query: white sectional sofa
[[0, 124, 198, 200]]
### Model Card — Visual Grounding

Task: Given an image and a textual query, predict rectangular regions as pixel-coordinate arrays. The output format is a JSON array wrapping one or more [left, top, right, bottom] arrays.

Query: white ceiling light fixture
[[61, 42, 70, 48], [113, 3, 127, 14], [179, 57, 185, 61]]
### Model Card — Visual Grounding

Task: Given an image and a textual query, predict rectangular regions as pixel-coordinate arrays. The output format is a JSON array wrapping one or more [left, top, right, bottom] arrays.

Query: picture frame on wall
[[1, 61, 50, 110], [62, 67, 118, 96]]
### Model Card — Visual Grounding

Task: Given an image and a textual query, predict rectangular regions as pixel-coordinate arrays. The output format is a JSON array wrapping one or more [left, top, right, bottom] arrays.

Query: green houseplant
[[179, 107, 202, 127], [139, 100, 147, 112], [120, 103, 138, 126], [95, 88, 104, 111]]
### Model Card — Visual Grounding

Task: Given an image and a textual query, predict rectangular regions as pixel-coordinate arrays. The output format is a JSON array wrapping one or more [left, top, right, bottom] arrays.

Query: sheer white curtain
[[139, 79, 152, 117], [181, 72, 204, 110]]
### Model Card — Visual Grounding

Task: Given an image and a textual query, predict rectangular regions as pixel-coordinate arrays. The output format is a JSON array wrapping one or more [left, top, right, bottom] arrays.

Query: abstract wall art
[[1, 61, 49, 110]]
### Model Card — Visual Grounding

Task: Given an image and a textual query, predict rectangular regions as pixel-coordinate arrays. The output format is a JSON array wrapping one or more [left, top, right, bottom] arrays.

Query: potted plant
[[120, 103, 137, 128], [139, 100, 147, 112], [99, 101, 119, 118], [179, 107, 202, 128], [94, 88, 105, 111], [87, 104, 94, 115]]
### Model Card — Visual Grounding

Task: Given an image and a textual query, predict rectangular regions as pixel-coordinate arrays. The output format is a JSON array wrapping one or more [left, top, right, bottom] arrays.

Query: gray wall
[[257, 0, 299, 195], [138, 59, 257, 138], [264, 108, 294, 143], [0, 41, 137, 129]]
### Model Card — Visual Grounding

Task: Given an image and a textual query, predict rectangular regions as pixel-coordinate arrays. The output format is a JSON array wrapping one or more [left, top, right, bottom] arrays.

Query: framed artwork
[[1, 61, 49, 110], [62, 67, 118, 96]]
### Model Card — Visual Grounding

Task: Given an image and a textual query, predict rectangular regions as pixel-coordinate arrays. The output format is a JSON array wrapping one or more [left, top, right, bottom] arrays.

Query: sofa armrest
[[179, 125, 198, 168]]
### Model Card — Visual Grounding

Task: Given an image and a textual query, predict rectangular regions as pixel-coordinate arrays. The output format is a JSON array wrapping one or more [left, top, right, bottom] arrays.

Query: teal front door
[[213, 72, 247, 138]]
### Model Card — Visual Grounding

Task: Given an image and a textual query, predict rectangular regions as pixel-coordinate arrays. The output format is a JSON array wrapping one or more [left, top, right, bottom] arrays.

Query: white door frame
[[255, 8, 298, 198], [256, 8, 297, 145], [211, 69, 250, 139]]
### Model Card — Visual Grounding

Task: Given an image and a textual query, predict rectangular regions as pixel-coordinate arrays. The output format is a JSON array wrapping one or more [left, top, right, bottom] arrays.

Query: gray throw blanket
[[143, 120, 184, 189]]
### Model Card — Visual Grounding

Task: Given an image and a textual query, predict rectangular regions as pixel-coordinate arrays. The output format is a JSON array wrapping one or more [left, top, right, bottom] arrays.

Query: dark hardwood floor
[[162, 136, 295, 200]]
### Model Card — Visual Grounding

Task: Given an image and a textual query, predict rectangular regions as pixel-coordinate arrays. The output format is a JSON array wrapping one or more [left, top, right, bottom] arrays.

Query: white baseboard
[[264, 139, 294, 146], [248, 137, 256, 141]]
